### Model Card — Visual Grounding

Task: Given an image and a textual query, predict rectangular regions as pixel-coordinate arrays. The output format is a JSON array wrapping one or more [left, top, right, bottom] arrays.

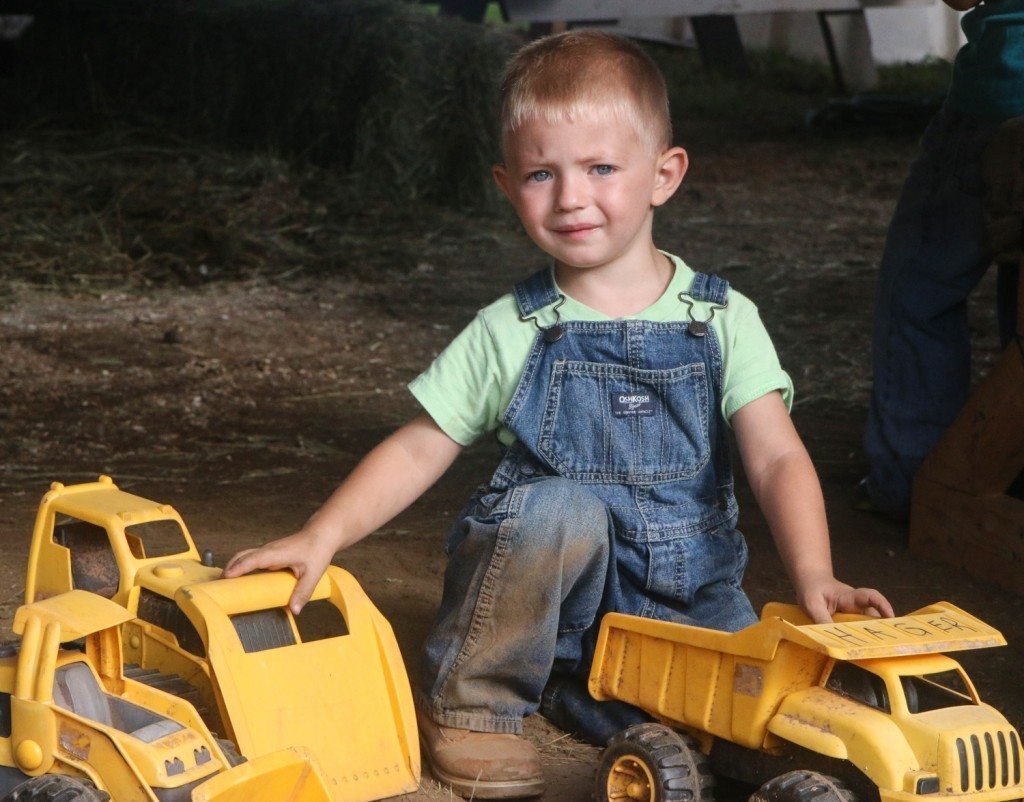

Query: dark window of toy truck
[[124, 520, 190, 559], [826, 662, 891, 712], [54, 517, 120, 598], [229, 600, 349, 653], [294, 599, 349, 642], [900, 670, 976, 714], [138, 590, 206, 657], [0, 691, 11, 737]]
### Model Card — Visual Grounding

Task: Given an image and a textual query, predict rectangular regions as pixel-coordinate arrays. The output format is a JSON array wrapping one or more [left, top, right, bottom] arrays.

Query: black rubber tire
[[750, 770, 858, 802], [1, 775, 110, 802], [216, 737, 246, 767], [595, 723, 714, 802]]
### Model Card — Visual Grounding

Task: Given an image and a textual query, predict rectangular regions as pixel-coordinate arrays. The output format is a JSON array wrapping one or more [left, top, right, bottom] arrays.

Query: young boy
[[225, 30, 893, 800]]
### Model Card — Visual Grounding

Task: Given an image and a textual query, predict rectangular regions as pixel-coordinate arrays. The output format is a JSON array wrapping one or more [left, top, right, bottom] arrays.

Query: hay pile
[[3, 0, 515, 208], [0, 126, 482, 288]]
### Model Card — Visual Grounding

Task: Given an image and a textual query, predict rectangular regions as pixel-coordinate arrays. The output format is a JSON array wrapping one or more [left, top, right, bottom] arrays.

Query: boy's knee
[[516, 477, 602, 532], [512, 478, 610, 553], [452, 478, 610, 578]]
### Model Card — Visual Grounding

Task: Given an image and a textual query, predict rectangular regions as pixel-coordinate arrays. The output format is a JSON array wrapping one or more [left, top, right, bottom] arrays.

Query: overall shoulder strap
[[687, 271, 730, 306], [513, 267, 560, 318]]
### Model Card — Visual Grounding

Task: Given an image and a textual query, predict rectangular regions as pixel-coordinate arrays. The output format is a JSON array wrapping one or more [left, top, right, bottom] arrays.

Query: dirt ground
[[1, 118, 1021, 801]]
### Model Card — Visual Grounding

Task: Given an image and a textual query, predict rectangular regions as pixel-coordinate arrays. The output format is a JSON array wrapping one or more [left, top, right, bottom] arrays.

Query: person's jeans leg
[[419, 477, 610, 734], [864, 108, 1001, 517], [997, 262, 1020, 348]]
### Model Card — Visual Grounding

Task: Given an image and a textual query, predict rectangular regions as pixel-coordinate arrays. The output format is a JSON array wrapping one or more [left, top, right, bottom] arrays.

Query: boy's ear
[[651, 147, 688, 207], [492, 163, 513, 201]]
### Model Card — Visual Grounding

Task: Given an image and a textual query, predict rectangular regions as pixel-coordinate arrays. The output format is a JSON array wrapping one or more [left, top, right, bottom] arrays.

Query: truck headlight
[[916, 776, 940, 794]]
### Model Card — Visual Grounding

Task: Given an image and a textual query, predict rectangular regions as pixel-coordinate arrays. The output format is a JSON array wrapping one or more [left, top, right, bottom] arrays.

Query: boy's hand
[[797, 575, 894, 624], [224, 528, 336, 614]]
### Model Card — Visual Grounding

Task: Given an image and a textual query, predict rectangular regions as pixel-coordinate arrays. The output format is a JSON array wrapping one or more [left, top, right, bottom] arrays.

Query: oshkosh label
[[611, 392, 656, 417]]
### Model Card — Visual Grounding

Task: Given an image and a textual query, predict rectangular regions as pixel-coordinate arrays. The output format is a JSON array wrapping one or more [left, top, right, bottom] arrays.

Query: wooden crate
[[909, 264, 1024, 592], [908, 117, 1024, 592]]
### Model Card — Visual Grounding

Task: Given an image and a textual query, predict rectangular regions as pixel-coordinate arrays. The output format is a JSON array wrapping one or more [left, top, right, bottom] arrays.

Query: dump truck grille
[[945, 729, 1022, 792]]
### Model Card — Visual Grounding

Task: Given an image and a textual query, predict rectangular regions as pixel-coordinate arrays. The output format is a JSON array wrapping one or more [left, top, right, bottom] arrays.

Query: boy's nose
[[554, 176, 586, 211]]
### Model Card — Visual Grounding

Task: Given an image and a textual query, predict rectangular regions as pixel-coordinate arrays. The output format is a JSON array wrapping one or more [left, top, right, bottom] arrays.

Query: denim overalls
[[419, 267, 757, 744]]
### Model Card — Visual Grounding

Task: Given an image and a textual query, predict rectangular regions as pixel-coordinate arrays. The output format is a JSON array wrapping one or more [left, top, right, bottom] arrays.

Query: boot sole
[[424, 754, 545, 799]]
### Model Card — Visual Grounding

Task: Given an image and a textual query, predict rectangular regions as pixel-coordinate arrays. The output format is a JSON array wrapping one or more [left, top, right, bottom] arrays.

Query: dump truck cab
[[774, 652, 1020, 802], [0, 590, 332, 801], [589, 602, 1023, 802]]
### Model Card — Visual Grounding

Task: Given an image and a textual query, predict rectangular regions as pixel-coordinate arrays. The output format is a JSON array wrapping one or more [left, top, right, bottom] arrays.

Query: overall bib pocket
[[537, 360, 710, 483]]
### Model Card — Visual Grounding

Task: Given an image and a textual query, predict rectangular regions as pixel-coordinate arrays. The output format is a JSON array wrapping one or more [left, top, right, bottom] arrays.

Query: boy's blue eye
[[593, 164, 615, 176], [527, 170, 552, 182]]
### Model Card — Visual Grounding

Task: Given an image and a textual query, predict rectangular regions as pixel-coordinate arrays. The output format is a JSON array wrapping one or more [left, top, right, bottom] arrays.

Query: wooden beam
[[909, 477, 1024, 595]]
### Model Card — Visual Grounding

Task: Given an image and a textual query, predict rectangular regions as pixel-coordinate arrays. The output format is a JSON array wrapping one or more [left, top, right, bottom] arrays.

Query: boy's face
[[493, 111, 686, 274]]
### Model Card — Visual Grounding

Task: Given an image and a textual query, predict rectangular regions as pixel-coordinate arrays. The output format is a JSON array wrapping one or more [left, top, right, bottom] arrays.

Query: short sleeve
[[408, 313, 504, 446], [718, 298, 794, 421]]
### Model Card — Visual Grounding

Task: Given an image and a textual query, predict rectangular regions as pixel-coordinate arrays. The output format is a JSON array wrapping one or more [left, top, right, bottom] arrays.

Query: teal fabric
[[948, 0, 1024, 118]]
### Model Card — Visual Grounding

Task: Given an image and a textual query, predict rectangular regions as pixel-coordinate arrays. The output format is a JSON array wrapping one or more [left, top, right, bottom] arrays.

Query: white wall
[[865, 3, 965, 62], [736, 3, 964, 64], [604, 3, 964, 91], [528, 0, 968, 90]]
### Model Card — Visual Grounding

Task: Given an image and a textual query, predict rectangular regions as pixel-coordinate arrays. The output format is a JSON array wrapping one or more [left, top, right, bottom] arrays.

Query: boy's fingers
[[223, 549, 257, 576], [839, 588, 894, 618], [804, 597, 832, 624], [224, 546, 289, 577], [290, 572, 320, 614], [859, 588, 894, 618], [223, 539, 330, 612]]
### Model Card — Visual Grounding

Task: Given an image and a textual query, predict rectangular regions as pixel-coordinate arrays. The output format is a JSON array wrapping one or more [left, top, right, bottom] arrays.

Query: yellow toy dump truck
[[21, 476, 420, 802], [0, 589, 332, 801], [589, 602, 1023, 802]]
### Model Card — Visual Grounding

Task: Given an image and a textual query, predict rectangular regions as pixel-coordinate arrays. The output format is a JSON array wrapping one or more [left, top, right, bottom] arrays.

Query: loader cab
[[26, 477, 204, 608]]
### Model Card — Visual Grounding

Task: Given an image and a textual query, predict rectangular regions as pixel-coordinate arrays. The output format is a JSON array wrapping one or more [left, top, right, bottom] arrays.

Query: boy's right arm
[[223, 411, 463, 612]]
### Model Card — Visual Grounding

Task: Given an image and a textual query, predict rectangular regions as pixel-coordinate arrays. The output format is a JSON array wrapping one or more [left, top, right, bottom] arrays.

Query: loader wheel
[[596, 723, 714, 802], [750, 770, 857, 802], [216, 737, 246, 767], [1, 775, 110, 802]]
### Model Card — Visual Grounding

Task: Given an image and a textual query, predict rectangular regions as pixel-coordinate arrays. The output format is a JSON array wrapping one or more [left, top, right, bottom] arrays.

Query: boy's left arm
[[731, 391, 894, 624]]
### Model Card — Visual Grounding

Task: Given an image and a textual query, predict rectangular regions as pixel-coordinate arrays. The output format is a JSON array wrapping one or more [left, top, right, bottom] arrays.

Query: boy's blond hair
[[498, 30, 672, 158]]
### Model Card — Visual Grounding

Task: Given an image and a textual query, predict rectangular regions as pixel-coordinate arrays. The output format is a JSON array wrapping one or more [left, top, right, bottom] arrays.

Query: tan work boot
[[417, 710, 545, 799]]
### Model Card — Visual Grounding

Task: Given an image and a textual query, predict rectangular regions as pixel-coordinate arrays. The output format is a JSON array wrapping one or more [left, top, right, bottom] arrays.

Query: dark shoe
[[853, 477, 909, 524], [417, 710, 545, 799]]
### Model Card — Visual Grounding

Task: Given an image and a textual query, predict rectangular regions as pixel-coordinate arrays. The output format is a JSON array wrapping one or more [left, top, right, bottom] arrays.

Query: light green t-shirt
[[409, 254, 794, 447]]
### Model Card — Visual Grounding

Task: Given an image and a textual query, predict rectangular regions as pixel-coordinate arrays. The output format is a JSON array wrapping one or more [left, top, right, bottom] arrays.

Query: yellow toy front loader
[[0, 589, 333, 801], [22, 477, 420, 802]]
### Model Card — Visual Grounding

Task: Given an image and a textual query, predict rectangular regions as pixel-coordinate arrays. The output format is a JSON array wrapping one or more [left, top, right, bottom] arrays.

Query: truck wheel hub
[[608, 755, 653, 801]]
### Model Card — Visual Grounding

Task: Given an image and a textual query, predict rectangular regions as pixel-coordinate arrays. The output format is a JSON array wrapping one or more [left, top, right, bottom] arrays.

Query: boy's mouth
[[552, 223, 599, 238]]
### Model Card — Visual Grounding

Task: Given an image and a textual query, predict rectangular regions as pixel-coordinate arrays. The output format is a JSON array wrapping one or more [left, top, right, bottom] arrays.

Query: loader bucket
[[176, 566, 420, 802], [191, 748, 333, 802]]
